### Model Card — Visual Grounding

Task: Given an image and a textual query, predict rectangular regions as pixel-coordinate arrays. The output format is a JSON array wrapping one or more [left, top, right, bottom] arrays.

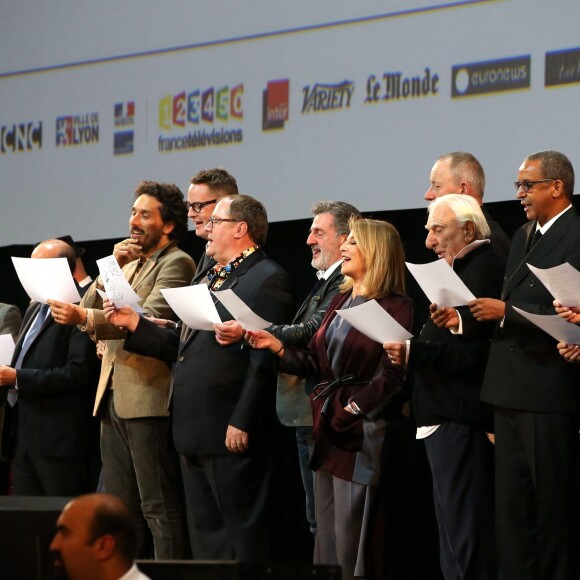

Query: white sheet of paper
[[527, 262, 580, 306], [96, 288, 144, 314], [406, 259, 476, 307], [0, 334, 15, 366], [96, 256, 142, 308], [12, 257, 81, 303], [336, 299, 412, 344], [212, 289, 271, 332], [512, 306, 580, 344], [161, 284, 221, 331]]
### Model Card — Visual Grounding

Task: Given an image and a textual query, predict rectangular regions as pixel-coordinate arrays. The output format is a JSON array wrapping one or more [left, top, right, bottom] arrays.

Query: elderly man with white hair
[[384, 194, 505, 579]]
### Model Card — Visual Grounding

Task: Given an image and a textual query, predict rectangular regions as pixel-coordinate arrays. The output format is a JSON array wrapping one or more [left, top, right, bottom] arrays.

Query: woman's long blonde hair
[[340, 217, 406, 299]]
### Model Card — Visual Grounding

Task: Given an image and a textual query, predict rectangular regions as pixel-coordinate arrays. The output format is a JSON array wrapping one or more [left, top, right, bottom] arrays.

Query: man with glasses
[[103, 195, 293, 562], [468, 150, 580, 578]]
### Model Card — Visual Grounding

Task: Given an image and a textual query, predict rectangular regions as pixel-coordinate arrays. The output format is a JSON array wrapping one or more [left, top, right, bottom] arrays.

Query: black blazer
[[125, 249, 294, 455], [5, 301, 100, 458], [481, 208, 580, 413]]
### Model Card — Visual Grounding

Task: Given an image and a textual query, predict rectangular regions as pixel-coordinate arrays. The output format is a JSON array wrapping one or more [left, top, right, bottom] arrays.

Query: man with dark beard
[[51, 494, 150, 580], [48, 181, 196, 559]]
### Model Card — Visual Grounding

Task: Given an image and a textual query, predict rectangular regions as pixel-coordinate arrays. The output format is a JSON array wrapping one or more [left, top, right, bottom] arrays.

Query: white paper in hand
[[527, 262, 580, 306], [12, 256, 81, 303], [96, 256, 142, 308], [336, 299, 412, 344], [512, 305, 580, 344], [406, 259, 475, 307], [161, 284, 221, 331], [212, 289, 271, 331], [0, 334, 15, 366]]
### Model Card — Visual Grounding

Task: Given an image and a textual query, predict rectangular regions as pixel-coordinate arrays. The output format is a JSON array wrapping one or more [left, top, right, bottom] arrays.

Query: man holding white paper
[[49, 181, 196, 560], [470, 150, 580, 579], [105, 195, 293, 561], [0, 239, 100, 496], [384, 195, 504, 579]]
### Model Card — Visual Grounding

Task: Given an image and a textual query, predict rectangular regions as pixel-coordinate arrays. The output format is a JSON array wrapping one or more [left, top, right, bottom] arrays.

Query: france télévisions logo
[[452, 56, 530, 98], [114, 102, 135, 155], [302, 80, 354, 113], [1, 122, 42, 154], [157, 84, 243, 153], [545, 47, 580, 87], [262, 79, 289, 130], [56, 113, 99, 147]]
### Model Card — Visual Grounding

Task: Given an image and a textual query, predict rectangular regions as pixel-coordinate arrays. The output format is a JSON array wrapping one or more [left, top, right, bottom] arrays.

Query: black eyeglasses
[[207, 217, 238, 228], [185, 199, 217, 212], [514, 179, 557, 193]]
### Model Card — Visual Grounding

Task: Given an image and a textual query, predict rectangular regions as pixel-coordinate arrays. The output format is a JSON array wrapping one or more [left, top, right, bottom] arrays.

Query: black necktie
[[527, 229, 542, 253]]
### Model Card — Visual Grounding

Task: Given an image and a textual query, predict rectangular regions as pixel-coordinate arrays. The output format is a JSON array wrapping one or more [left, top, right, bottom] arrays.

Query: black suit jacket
[[125, 249, 293, 455], [5, 301, 100, 458], [481, 208, 580, 413]]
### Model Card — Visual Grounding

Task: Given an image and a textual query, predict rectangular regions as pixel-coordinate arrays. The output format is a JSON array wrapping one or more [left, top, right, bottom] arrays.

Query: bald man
[[51, 494, 151, 580], [0, 239, 100, 495]]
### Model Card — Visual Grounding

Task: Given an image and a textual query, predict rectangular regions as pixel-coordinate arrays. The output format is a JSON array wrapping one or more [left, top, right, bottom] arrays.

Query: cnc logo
[[262, 79, 289, 130], [365, 68, 439, 103], [158, 84, 243, 131], [302, 80, 354, 113], [545, 47, 580, 87], [157, 84, 243, 153], [56, 113, 99, 147], [114, 102, 135, 155], [1, 122, 42, 154], [452, 56, 530, 98]]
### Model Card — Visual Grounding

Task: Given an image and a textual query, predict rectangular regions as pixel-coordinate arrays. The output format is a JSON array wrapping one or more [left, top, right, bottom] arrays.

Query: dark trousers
[[180, 451, 272, 561], [12, 447, 91, 496], [101, 392, 183, 559], [424, 422, 496, 580], [494, 408, 579, 580]]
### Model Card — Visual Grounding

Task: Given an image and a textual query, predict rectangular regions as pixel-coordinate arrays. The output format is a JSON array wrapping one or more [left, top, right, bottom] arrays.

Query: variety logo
[[157, 84, 243, 153], [302, 80, 354, 113], [545, 47, 580, 87], [114, 102, 135, 155], [452, 56, 530, 98], [1, 122, 42, 154], [365, 68, 439, 103], [56, 113, 99, 147], [262, 79, 289, 130]]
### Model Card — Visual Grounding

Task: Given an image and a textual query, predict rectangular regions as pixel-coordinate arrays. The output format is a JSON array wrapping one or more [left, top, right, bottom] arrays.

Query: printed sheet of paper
[[96, 288, 144, 314], [336, 299, 413, 344], [96, 256, 141, 307], [212, 289, 271, 332], [512, 306, 580, 344], [161, 284, 221, 331], [527, 262, 580, 306], [0, 334, 15, 366], [12, 257, 81, 303], [406, 259, 476, 307]]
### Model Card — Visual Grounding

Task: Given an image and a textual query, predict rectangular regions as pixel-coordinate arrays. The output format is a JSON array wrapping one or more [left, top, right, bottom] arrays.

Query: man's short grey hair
[[311, 201, 362, 236], [427, 194, 491, 239], [438, 151, 486, 199]]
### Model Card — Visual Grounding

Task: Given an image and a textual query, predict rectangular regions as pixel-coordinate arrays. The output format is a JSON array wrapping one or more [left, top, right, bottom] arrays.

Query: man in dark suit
[[0, 239, 100, 495], [104, 195, 293, 561], [470, 150, 580, 579], [425, 151, 511, 258]]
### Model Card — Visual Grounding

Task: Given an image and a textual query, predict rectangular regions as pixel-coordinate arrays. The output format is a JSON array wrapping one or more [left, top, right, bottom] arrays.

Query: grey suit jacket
[[0, 303, 22, 342]]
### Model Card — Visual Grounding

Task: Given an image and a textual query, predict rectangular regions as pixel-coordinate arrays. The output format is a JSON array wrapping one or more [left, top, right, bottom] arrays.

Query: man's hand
[[214, 321, 244, 346], [96, 340, 106, 360], [103, 299, 140, 332], [469, 298, 505, 321], [554, 300, 580, 324], [113, 238, 142, 268], [225, 424, 249, 453], [430, 303, 460, 330], [383, 341, 406, 366], [47, 299, 86, 326], [0, 366, 17, 387], [245, 330, 279, 353], [557, 341, 580, 363]]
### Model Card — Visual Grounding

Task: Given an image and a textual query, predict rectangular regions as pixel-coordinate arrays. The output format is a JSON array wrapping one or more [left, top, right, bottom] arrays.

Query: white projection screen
[[1, 0, 579, 245]]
